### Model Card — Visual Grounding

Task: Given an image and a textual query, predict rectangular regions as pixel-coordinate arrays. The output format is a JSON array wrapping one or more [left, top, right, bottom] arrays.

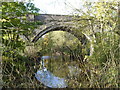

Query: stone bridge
[[27, 14, 84, 42], [1, 14, 94, 88], [24, 14, 94, 56]]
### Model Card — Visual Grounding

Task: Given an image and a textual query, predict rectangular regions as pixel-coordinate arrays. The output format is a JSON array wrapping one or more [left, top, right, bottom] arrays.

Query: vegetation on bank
[[1, 1, 120, 88]]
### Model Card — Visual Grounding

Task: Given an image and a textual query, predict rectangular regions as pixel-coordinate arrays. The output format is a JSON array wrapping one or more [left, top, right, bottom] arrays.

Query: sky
[[32, 0, 98, 15], [32, 0, 84, 15], [16, 0, 117, 15], [15, 0, 119, 15]]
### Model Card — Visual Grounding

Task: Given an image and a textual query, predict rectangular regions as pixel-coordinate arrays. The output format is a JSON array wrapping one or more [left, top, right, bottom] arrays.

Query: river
[[35, 56, 82, 88]]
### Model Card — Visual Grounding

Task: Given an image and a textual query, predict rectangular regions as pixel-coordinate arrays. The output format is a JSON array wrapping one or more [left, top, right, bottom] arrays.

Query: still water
[[35, 56, 82, 88]]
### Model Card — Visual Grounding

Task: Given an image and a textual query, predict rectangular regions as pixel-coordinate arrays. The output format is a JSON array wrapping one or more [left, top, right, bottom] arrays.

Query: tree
[[73, 1, 120, 88], [1, 2, 42, 88], [2, 2, 41, 56]]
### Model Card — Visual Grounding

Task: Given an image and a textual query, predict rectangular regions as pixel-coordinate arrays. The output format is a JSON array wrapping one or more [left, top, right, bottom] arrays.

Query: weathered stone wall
[[34, 14, 73, 23]]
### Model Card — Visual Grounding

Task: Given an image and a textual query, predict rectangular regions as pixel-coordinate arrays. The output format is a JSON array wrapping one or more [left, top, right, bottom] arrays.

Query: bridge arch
[[32, 25, 85, 43], [32, 25, 94, 56]]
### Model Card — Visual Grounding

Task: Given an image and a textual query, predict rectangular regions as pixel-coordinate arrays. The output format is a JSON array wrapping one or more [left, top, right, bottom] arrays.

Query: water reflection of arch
[[32, 25, 94, 56]]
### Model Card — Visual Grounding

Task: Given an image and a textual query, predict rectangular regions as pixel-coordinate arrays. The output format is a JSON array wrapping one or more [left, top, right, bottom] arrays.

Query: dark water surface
[[35, 56, 82, 88]]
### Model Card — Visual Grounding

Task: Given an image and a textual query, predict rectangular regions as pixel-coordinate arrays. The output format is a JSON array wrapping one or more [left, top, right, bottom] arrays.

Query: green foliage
[[26, 3, 40, 14], [2, 2, 41, 54], [1, 2, 42, 88], [74, 2, 120, 88], [1, 1, 120, 88]]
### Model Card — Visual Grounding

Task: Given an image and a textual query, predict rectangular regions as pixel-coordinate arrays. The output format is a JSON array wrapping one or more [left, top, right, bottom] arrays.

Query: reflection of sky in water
[[35, 56, 67, 88], [41, 56, 51, 60], [35, 56, 81, 88], [35, 68, 67, 88]]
